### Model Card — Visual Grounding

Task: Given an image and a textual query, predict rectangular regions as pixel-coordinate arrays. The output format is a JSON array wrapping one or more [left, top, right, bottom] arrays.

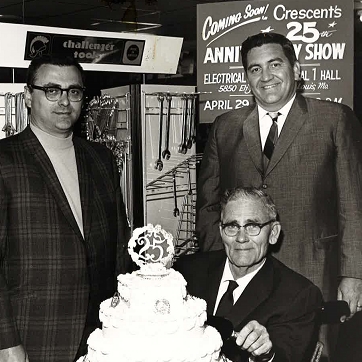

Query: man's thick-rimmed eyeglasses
[[29, 85, 85, 102], [221, 219, 276, 237]]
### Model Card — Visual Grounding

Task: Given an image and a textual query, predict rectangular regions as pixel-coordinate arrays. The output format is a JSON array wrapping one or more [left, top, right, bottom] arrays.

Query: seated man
[[175, 187, 323, 362]]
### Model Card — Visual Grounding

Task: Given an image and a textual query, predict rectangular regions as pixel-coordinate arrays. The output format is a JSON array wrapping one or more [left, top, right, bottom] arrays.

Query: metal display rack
[[0, 92, 28, 138], [146, 153, 202, 257]]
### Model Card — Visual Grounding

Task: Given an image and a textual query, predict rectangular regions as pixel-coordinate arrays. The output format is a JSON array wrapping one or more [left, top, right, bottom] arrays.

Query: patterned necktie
[[215, 280, 238, 317], [263, 112, 280, 161]]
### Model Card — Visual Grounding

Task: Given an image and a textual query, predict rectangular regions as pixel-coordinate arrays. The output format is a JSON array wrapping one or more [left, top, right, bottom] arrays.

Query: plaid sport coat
[[0, 126, 130, 361]]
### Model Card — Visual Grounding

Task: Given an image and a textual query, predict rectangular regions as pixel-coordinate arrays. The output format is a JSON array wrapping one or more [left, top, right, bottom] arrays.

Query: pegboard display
[[141, 85, 198, 256], [101, 84, 199, 256], [0, 84, 28, 139]]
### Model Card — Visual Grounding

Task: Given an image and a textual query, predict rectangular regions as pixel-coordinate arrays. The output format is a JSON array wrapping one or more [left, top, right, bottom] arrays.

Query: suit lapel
[[206, 252, 227, 315], [243, 107, 264, 175], [265, 95, 308, 175], [20, 127, 84, 240], [74, 138, 93, 243], [224, 257, 274, 330]]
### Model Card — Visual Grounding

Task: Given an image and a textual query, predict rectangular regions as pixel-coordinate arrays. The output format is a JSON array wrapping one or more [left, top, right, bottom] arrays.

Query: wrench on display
[[154, 94, 165, 171]]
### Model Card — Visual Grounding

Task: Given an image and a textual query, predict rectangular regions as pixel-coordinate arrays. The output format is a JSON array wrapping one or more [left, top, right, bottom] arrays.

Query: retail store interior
[[0, 0, 361, 116], [1, 3, 362, 361]]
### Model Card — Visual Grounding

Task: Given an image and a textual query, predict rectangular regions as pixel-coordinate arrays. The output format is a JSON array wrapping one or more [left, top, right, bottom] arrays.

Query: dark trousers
[[334, 312, 362, 362]]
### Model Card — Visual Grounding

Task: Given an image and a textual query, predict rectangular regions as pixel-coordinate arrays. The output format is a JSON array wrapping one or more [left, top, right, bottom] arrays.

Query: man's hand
[[235, 320, 273, 360], [338, 277, 362, 319], [0, 345, 29, 362]]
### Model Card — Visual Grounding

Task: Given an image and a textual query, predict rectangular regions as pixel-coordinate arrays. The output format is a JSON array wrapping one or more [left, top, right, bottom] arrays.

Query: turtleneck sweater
[[30, 123, 84, 237]]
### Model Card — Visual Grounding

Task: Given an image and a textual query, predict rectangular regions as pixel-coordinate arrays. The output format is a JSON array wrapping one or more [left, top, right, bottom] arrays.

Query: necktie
[[263, 112, 280, 161], [215, 280, 238, 317]]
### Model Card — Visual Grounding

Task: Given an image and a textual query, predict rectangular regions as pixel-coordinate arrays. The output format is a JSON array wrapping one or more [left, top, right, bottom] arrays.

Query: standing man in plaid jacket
[[0, 55, 131, 361]]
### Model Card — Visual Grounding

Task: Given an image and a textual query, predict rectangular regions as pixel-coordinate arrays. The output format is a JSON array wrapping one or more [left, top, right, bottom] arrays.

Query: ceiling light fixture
[[91, 18, 162, 31], [101, 0, 157, 5], [0, 14, 23, 21], [0, 0, 24, 22]]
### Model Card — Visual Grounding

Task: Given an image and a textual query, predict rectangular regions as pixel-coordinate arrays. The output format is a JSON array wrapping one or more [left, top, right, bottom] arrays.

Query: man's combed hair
[[220, 186, 278, 220], [26, 54, 85, 87], [241, 32, 297, 70]]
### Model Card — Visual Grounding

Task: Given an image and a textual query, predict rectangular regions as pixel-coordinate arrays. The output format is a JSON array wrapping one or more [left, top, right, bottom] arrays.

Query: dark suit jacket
[[196, 95, 362, 299], [175, 251, 323, 362], [0, 126, 131, 361]]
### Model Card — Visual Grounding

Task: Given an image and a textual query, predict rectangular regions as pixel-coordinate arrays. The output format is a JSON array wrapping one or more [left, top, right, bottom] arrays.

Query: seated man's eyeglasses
[[29, 85, 85, 102], [221, 220, 276, 237]]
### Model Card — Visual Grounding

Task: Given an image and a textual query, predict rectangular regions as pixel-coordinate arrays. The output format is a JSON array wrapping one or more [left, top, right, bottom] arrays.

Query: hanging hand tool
[[178, 95, 189, 154], [187, 164, 193, 196], [185, 164, 193, 241], [186, 95, 195, 149], [154, 94, 165, 171], [2, 93, 16, 137], [191, 94, 197, 145], [173, 172, 180, 217], [162, 94, 172, 160]]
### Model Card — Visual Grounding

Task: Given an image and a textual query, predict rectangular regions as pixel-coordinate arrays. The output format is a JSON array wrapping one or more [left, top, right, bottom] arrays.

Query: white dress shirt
[[214, 259, 275, 361], [258, 95, 296, 150], [213, 258, 266, 315]]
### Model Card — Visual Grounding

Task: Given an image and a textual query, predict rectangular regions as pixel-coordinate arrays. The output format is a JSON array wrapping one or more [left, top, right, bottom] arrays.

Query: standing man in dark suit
[[0, 55, 131, 361], [196, 33, 362, 358], [177, 187, 323, 362]]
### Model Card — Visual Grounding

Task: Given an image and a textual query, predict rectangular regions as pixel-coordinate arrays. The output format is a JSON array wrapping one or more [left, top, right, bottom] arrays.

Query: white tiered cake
[[78, 224, 223, 362]]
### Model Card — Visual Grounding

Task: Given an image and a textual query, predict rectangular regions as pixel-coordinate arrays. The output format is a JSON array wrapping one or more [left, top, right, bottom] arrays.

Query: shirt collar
[[257, 94, 296, 120], [221, 257, 266, 286]]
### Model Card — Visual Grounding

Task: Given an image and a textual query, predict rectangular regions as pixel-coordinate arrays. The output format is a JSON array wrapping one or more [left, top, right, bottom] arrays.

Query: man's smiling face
[[245, 43, 300, 112]]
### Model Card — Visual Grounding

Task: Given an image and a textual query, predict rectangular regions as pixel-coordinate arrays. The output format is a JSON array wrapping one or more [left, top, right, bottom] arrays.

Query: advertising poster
[[197, 0, 353, 123]]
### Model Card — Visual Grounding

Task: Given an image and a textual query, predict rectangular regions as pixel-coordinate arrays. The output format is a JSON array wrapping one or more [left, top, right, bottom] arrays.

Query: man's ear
[[293, 60, 301, 81], [24, 86, 32, 109], [269, 222, 281, 245]]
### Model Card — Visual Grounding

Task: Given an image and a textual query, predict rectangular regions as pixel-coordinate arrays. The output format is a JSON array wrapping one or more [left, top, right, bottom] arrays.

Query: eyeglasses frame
[[29, 84, 86, 102], [220, 219, 276, 237]]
